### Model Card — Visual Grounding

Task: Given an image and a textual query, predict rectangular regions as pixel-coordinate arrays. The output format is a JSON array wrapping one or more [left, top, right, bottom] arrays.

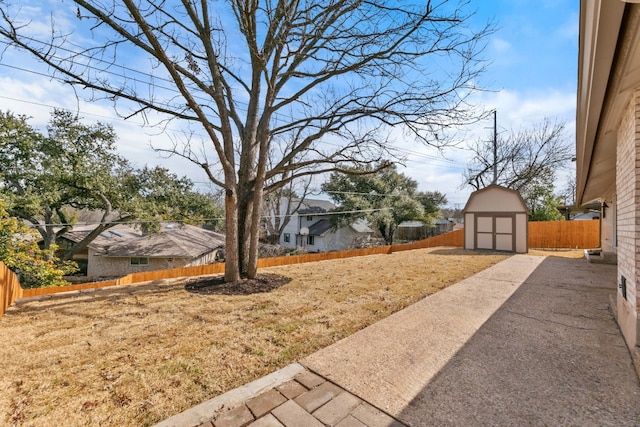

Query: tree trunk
[[382, 223, 394, 246], [236, 182, 253, 278], [246, 186, 264, 278], [224, 188, 240, 282]]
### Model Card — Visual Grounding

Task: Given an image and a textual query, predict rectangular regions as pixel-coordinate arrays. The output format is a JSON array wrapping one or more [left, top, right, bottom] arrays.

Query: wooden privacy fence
[[0, 220, 600, 317], [0, 262, 21, 317], [528, 219, 600, 249]]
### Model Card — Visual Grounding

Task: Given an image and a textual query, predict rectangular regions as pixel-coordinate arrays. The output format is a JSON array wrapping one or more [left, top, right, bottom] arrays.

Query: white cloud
[[490, 37, 512, 54], [0, 73, 214, 188], [0, 67, 578, 207]]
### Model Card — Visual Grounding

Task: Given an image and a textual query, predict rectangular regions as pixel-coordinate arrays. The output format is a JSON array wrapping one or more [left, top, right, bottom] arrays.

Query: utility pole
[[492, 110, 498, 185]]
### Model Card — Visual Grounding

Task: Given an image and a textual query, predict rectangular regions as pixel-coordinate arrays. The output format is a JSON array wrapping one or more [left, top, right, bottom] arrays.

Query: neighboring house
[[278, 198, 375, 252], [572, 211, 600, 221], [435, 218, 456, 234], [576, 1, 640, 356], [557, 201, 602, 220], [60, 223, 224, 279], [57, 223, 142, 275]]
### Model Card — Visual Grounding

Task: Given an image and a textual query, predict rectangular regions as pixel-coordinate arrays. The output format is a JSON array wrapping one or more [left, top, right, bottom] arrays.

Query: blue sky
[[0, 0, 579, 209]]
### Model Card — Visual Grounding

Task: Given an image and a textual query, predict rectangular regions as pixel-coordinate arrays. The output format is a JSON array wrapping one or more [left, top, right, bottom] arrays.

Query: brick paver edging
[[153, 364, 404, 427]]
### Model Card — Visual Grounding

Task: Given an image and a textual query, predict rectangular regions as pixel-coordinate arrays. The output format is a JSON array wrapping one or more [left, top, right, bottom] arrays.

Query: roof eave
[[576, 0, 625, 205]]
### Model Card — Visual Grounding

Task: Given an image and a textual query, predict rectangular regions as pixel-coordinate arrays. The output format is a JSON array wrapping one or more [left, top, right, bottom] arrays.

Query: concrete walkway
[[155, 255, 640, 427]]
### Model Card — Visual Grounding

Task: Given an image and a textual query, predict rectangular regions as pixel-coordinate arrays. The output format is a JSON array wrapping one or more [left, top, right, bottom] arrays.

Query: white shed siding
[[515, 213, 528, 253], [464, 213, 475, 250]]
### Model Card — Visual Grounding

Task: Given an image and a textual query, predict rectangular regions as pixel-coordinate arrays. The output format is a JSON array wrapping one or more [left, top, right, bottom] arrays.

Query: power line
[[0, 90, 467, 174], [25, 207, 392, 228], [0, 43, 470, 174]]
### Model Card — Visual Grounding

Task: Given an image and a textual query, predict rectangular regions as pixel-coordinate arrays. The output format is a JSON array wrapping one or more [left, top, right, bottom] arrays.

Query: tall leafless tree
[[464, 118, 574, 192], [0, 1, 492, 282]]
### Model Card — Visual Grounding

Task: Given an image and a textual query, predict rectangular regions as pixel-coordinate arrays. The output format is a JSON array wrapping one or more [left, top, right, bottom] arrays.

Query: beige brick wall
[[600, 195, 616, 253], [87, 248, 190, 279], [616, 90, 640, 311], [86, 248, 220, 279]]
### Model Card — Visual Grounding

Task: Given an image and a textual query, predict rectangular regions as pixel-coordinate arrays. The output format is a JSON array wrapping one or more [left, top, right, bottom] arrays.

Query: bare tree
[[464, 118, 574, 192], [1, 1, 492, 282]]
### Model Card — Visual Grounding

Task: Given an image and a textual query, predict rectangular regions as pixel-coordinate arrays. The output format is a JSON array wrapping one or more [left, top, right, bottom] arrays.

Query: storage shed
[[463, 184, 528, 253]]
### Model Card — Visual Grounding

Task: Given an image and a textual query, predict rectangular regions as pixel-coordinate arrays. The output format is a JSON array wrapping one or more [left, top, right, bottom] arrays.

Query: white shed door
[[495, 217, 513, 251], [476, 216, 494, 250], [475, 215, 514, 251]]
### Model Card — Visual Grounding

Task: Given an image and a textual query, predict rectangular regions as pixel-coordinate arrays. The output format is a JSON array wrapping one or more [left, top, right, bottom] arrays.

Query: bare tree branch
[[463, 118, 574, 192]]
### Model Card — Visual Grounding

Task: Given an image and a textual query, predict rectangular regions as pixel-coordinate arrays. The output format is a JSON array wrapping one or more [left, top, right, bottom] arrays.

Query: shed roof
[[463, 184, 528, 214]]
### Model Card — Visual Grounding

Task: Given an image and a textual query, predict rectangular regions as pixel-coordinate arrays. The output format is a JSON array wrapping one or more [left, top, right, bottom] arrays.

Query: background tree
[[0, 110, 223, 259], [1, 1, 492, 281], [322, 164, 447, 245], [559, 175, 577, 207], [0, 201, 77, 288], [463, 118, 573, 216], [415, 191, 449, 225], [520, 172, 564, 221]]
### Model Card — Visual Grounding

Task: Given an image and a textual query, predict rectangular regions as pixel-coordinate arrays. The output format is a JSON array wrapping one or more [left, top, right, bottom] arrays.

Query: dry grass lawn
[[0, 248, 572, 426]]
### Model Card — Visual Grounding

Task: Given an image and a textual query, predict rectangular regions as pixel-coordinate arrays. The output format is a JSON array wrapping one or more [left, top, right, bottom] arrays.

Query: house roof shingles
[[308, 219, 333, 236], [307, 218, 373, 236], [296, 198, 336, 215], [99, 224, 225, 258], [61, 224, 142, 251], [62, 222, 224, 259]]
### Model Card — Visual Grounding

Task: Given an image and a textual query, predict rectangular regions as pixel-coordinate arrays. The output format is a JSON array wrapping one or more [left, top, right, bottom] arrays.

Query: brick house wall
[[615, 89, 640, 348], [86, 248, 192, 278], [86, 248, 219, 279]]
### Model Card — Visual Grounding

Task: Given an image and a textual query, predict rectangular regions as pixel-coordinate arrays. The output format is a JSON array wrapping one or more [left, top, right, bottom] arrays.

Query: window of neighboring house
[[284, 233, 290, 243], [130, 257, 149, 265], [306, 216, 313, 221], [307, 235, 315, 245]]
